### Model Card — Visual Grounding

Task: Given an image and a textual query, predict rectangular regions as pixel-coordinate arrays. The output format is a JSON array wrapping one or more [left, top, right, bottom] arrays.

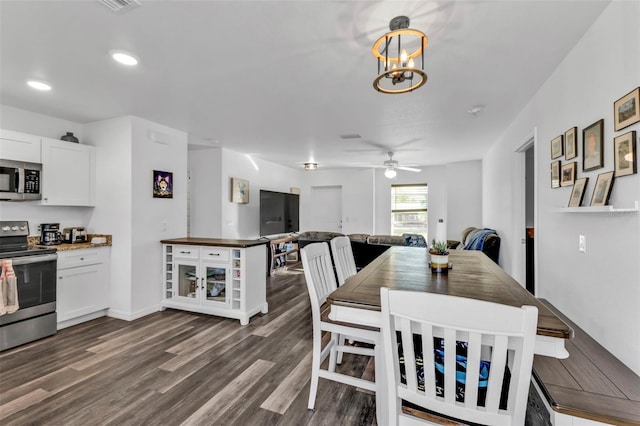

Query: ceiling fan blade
[[397, 166, 422, 173]]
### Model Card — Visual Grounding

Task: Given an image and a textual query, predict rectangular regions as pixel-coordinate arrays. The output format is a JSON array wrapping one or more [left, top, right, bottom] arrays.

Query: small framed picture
[[153, 170, 173, 198], [568, 177, 589, 207], [551, 135, 563, 159], [583, 119, 604, 172], [614, 87, 640, 131], [551, 160, 560, 188], [560, 162, 576, 187], [230, 177, 249, 203], [564, 127, 577, 160], [590, 171, 614, 207], [614, 131, 637, 177]]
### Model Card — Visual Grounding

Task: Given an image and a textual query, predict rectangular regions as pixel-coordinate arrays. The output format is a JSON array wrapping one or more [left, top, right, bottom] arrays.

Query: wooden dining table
[[326, 246, 573, 423]]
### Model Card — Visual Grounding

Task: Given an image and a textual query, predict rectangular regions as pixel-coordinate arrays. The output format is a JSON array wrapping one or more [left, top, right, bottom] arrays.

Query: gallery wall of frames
[[550, 86, 639, 207]]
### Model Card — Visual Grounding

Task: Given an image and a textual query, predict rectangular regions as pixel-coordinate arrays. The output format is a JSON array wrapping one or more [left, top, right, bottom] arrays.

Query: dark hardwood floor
[[0, 263, 549, 425]]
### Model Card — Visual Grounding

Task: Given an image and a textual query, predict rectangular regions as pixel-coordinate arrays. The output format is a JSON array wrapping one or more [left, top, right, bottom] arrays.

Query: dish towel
[[0, 259, 19, 315]]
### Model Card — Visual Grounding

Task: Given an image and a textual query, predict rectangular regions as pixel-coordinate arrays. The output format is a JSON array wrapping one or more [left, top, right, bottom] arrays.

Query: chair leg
[[336, 334, 345, 365], [308, 328, 322, 410], [328, 332, 339, 372]]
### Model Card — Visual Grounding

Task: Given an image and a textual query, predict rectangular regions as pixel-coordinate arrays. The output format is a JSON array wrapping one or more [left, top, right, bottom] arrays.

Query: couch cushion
[[298, 231, 345, 241], [403, 233, 427, 247], [348, 233, 369, 243], [367, 235, 406, 246]]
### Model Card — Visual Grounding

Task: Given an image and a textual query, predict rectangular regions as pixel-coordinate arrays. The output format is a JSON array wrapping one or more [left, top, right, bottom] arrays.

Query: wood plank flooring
[[0, 263, 550, 425]]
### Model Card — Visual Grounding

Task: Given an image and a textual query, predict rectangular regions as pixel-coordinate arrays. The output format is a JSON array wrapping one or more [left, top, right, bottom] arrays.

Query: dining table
[[326, 246, 573, 423]]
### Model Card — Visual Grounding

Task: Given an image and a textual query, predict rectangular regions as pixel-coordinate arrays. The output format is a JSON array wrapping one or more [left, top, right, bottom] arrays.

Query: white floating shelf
[[555, 201, 639, 213]]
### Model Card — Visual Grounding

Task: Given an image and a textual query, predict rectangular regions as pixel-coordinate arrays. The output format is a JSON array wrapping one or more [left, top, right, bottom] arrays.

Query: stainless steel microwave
[[0, 159, 42, 201]]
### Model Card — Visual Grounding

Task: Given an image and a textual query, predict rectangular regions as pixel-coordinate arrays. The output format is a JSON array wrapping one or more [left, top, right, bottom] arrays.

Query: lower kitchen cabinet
[[56, 247, 110, 329], [161, 240, 268, 325]]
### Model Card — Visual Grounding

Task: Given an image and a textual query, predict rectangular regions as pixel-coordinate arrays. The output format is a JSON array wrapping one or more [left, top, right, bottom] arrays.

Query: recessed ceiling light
[[110, 50, 139, 66], [26, 80, 52, 91], [468, 105, 485, 116]]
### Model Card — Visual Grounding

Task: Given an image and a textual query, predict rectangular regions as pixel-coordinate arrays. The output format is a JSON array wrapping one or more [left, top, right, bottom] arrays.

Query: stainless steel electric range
[[0, 220, 57, 351]]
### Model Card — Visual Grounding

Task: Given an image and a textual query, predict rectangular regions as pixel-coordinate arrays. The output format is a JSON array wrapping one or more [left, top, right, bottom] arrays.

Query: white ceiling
[[0, 1, 608, 169]]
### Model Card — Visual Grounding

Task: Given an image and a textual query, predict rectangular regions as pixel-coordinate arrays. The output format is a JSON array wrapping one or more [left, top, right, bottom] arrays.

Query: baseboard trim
[[107, 304, 161, 322]]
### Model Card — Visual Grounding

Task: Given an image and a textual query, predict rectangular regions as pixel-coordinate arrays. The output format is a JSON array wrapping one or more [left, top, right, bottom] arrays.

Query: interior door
[[310, 185, 342, 232]]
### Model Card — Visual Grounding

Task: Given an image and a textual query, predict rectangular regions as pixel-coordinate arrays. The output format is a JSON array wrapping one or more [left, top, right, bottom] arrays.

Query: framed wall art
[[583, 119, 604, 172], [153, 170, 173, 199], [230, 177, 249, 203], [614, 87, 640, 131], [568, 177, 589, 207], [560, 162, 576, 187], [614, 131, 637, 177], [551, 160, 560, 188], [564, 127, 577, 160], [590, 171, 614, 207], [551, 135, 563, 159]]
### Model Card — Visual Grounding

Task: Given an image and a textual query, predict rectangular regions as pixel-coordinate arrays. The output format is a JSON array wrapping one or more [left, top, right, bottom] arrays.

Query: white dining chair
[[330, 236, 357, 286], [301, 242, 378, 410], [380, 287, 538, 426]]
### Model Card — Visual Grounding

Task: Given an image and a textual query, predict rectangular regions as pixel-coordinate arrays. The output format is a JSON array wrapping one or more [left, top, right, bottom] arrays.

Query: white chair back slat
[[420, 323, 436, 399], [380, 288, 538, 426], [443, 327, 457, 404], [301, 243, 338, 313], [399, 317, 418, 392], [330, 236, 357, 285], [464, 331, 482, 409], [485, 334, 509, 413]]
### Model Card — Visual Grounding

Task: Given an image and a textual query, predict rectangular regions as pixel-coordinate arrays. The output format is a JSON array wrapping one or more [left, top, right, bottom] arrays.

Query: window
[[391, 184, 428, 239]]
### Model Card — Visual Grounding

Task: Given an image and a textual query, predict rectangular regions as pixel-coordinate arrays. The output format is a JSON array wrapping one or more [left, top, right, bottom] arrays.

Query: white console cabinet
[[41, 137, 96, 206], [161, 239, 268, 325], [57, 247, 110, 329]]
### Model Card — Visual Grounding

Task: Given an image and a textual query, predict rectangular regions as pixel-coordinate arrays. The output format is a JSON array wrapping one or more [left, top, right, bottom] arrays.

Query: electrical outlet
[[579, 235, 586, 253]]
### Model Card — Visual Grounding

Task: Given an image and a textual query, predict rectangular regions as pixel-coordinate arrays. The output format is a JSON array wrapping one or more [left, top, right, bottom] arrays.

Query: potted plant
[[429, 240, 449, 273]]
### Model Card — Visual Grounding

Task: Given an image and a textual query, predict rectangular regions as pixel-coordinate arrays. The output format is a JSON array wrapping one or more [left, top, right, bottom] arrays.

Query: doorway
[[310, 186, 342, 232], [524, 145, 535, 294]]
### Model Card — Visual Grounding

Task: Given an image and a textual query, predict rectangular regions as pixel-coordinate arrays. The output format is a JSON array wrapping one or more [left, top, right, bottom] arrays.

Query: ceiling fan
[[379, 152, 421, 178]]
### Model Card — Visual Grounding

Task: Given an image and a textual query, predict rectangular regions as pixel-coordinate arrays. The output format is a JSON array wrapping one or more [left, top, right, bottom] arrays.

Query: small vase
[[430, 253, 449, 274], [60, 132, 79, 143]]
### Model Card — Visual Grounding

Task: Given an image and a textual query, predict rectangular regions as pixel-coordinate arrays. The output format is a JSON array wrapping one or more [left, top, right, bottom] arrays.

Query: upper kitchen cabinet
[[0, 129, 41, 163], [41, 138, 96, 206]]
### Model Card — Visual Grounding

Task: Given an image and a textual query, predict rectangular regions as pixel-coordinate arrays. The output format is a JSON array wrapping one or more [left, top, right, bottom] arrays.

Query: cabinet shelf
[[555, 201, 639, 214]]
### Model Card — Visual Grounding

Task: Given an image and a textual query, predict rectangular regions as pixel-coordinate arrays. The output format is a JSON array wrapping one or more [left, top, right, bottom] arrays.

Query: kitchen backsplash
[[0, 202, 94, 235]]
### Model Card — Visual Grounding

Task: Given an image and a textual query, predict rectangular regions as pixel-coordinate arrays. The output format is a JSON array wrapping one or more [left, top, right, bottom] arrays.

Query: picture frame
[[583, 119, 604, 172], [551, 160, 560, 188], [568, 177, 589, 207], [230, 177, 249, 203], [550, 135, 563, 159], [560, 162, 576, 187], [590, 171, 614, 207], [614, 87, 640, 131], [614, 131, 637, 177], [564, 127, 577, 160], [153, 170, 173, 198]]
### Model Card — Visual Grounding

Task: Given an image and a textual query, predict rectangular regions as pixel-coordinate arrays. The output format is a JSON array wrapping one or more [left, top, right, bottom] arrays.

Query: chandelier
[[372, 16, 428, 94]]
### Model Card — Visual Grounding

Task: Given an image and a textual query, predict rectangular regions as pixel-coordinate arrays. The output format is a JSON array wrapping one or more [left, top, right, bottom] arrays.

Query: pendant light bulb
[[400, 49, 408, 63], [408, 58, 415, 68]]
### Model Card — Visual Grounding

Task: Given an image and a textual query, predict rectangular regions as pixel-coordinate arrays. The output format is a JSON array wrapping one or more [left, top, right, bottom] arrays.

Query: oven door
[[0, 253, 57, 326]]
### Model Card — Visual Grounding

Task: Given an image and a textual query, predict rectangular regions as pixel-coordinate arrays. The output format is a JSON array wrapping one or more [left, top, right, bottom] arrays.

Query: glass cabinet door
[[203, 264, 227, 304], [177, 263, 198, 299]]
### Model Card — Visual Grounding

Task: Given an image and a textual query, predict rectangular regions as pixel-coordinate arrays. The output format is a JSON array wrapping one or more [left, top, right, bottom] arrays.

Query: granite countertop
[[161, 237, 269, 248], [28, 234, 112, 251]]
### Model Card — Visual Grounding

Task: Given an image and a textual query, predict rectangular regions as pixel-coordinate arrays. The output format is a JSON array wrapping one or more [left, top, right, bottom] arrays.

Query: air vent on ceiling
[[339, 133, 361, 139], [98, 0, 141, 14]]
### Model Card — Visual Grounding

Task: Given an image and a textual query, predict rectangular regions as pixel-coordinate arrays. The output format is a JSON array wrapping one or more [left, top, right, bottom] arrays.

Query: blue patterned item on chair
[[464, 228, 497, 251], [403, 233, 427, 247]]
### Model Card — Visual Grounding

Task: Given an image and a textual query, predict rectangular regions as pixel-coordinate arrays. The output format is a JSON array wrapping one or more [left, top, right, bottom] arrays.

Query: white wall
[[446, 160, 483, 240], [130, 117, 188, 316], [188, 146, 222, 237], [300, 168, 375, 235], [483, 2, 640, 374], [219, 148, 303, 239], [83, 117, 133, 316], [0, 105, 93, 231]]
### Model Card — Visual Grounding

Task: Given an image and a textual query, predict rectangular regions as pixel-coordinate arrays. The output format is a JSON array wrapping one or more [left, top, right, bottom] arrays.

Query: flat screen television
[[260, 190, 300, 236]]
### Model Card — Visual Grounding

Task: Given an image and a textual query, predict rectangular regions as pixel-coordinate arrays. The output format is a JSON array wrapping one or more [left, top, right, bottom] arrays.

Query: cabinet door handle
[[80, 257, 85, 261], [208, 253, 220, 256], [180, 251, 191, 254], [58, 276, 63, 279]]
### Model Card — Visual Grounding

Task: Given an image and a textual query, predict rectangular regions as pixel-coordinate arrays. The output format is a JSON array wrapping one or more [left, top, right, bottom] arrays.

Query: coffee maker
[[40, 223, 62, 245]]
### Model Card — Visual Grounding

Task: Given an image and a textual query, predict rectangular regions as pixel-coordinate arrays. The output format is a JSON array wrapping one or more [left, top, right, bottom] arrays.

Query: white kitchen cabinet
[[41, 137, 96, 206], [161, 239, 268, 325], [57, 247, 110, 329], [0, 129, 41, 163]]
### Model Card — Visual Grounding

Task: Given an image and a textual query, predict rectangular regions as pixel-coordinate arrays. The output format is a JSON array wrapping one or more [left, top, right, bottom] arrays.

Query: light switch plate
[[579, 235, 586, 253]]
